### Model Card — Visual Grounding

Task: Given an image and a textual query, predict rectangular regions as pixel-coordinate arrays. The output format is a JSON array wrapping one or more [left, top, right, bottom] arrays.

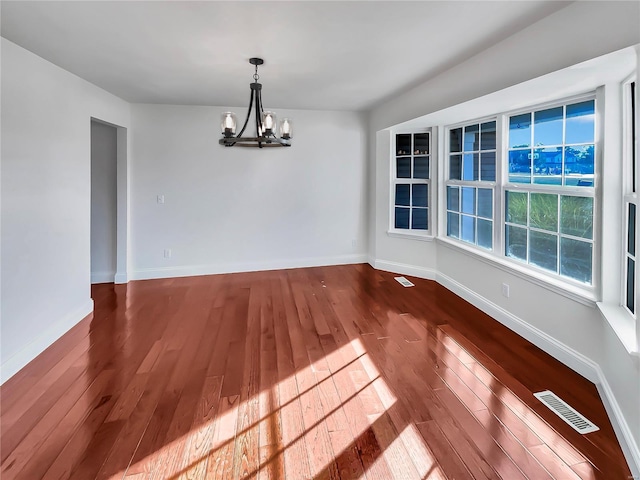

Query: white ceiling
[[1, 1, 569, 111]]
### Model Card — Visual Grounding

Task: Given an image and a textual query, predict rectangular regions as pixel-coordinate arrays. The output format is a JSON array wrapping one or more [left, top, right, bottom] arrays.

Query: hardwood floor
[[0, 264, 632, 479]]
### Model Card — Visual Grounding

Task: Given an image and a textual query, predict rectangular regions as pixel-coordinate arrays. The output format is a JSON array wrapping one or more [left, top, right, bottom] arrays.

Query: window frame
[[503, 93, 598, 289], [443, 115, 499, 252], [622, 77, 637, 318], [389, 129, 433, 238], [440, 92, 600, 293]]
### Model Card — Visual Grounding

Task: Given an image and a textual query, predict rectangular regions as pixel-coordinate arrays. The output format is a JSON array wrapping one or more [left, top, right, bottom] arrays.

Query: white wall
[[130, 105, 367, 279], [367, 1, 640, 474], [0, 38, 130, 381], [90, 121, 118, 283]]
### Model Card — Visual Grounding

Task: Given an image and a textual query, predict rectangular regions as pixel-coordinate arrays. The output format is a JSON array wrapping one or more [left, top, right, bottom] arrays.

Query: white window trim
[[594, 77, 638, 356], [443, 115, 499, 252], [439, 93, 600, 295], [386, 230, 435, 241], [622, 76, 637, 319], [389, 128, 434, 238]]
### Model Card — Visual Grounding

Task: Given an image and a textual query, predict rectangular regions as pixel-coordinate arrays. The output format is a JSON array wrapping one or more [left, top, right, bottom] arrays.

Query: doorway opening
[[90, 118, 128, 284]]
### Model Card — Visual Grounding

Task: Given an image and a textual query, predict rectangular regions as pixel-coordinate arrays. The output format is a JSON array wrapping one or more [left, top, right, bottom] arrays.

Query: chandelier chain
[[253, 63, 259, 82]]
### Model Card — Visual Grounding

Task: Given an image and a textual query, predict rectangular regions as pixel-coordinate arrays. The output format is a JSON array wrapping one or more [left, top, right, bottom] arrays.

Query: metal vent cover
[[534, 390, 599, 434], [394, 276, 414, 287]]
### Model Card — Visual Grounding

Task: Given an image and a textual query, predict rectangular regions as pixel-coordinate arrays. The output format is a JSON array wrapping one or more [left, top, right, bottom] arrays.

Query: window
[[445, 121, 496, 249], [504, 99, 596, 285], [392, 132, 431, 233], [623, 80, 637, 316], [508, 101, 595, 187], [440, 97, 598, 287], [505, 191, 594, 284]]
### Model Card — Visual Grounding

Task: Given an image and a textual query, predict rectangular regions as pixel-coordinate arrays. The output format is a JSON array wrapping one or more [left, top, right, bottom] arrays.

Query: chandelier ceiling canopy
[[219, 58, 292, 148]]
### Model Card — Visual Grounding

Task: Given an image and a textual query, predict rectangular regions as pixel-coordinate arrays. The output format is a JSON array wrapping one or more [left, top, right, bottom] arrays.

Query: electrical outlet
[[164, 249, 171, 258], [352, 239, 357, 248], [501, 283, 510, 298], [157, 195, 165, 204]]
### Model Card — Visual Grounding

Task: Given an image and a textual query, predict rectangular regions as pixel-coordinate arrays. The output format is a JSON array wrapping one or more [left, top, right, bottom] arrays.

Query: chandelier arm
[[236, 87, 255, 139], [255, 87, 262, 147], [258, 88, 265, 117]]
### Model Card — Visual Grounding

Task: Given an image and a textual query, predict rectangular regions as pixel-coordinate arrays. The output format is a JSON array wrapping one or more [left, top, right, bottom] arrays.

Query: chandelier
[[219, 58, 292, 148]]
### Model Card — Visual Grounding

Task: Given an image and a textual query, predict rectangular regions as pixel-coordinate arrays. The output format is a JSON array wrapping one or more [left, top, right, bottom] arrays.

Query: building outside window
[[445, 121, 497, 250]]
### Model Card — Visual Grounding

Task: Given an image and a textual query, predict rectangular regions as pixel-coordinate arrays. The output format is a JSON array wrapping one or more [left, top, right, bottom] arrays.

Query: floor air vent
[[534, 390, 599, 434], [394, 276, 414, 287]]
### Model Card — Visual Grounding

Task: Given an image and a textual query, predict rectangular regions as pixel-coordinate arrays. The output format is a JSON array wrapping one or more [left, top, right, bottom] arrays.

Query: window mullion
[[495, 115, 506, 257]]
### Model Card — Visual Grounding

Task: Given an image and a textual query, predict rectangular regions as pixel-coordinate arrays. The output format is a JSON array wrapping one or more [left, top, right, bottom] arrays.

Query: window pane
[[561, 196, 593, 239], [448, 212, 460, 238], [509, 113, 531, 148], [530, 231, 558, 273], [450, 154, 462, 180], [395, 207, 410, 229], [464, 124, 480, 151], [447, 186, 460, 212], [462, 153, 479, 181], [477, 188, 493, 219], [477, 219, 493, 249], [480, 152, 496, 181], [530, 193, 558, 232], [395, 184, 410, 206], [397, 158, 411, 178], [509, 149, 531, 183], [397, 134, 411, 155], [450, 128, 462, 153], [560, 238, 592, 284], [481, 121, 496, 150], [627, 258, 635, 313], [414, 156, 429, 179], [564, 145, 594, 187], [534, 107, 563, 146], [566, 100, 595, 144], [461, 215, 476, 243], [412, 208, 428, 230], [461, 187, 475, 214], [412, 184, 428, 207], [414, 134, 429, 155], [506, 225, 527, 261], [628, 203, 636, 256], [533, 147, 562, 185], [506, 191, 528, 225]]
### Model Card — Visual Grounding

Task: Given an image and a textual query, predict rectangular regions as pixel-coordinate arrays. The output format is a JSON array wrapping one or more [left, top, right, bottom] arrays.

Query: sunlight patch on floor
[[115, 338, 407, 479]]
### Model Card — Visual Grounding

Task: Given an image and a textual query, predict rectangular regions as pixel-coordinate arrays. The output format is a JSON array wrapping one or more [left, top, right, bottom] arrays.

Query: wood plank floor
[[0, 264, 632, 479]]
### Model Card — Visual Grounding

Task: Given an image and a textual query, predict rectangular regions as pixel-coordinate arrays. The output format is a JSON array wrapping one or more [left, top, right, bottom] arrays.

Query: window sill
[[436, 236, 597, 307], [387, 230, 434, 242], [596, 303, 639, 356]]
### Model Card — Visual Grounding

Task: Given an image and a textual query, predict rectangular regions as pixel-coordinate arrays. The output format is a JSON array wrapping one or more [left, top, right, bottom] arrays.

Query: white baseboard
[[131, 254, 369, 281], [1, 299, 94, 384], [434, 270, 639, 476], [435, 271, 599, 382], [594, 366, 640, 479], [372, 259, 437, 280], [91, 271, 115, 284], [114, 272, 129, 284]]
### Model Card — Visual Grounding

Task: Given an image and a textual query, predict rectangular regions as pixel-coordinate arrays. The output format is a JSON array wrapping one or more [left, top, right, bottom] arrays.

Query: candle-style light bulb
[[221, 112, 237, 137], [262, 111, 276, 135], [280, 118, 293, 140]]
